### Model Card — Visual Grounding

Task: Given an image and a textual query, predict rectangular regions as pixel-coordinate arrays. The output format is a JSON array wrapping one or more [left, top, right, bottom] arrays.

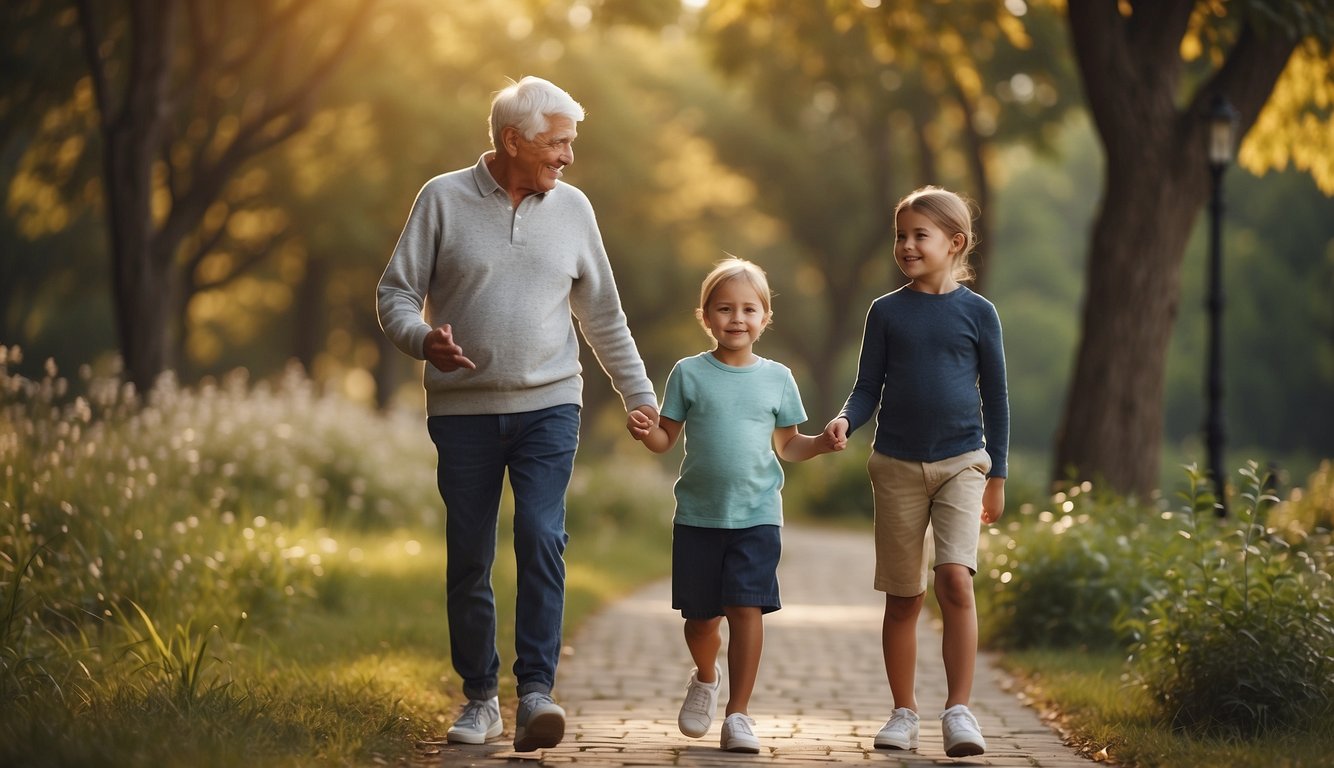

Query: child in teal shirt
[[628, 257, 843, 753]]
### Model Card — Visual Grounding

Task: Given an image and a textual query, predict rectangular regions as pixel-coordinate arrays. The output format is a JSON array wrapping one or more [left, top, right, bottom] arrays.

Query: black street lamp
[[1205, 93, 1237, 517]]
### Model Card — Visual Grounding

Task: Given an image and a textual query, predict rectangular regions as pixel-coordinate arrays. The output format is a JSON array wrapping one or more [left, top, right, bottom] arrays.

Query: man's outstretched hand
[[423, 324, 477, 373]]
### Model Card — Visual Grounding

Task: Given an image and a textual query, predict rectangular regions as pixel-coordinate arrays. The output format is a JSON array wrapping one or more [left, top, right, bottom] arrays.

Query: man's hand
[[423, 324, 477, 373], [626, 404, 659, 440]]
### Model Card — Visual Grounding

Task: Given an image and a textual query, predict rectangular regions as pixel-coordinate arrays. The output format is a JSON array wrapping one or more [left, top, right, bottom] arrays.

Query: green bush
[[978, 483, 1159, 650], [1119, 463, 1334, 736], [784, 448, 875, 521], [0, 346, 681, 765], [2, 352, 379, 638], [566, 457, 676, 534], [0, 346, 447, 704], [1271, 459, 1334, 546]]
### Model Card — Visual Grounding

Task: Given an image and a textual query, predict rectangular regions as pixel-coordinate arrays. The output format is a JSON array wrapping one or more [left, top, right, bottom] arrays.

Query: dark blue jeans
[[427, 404, 579, 701]]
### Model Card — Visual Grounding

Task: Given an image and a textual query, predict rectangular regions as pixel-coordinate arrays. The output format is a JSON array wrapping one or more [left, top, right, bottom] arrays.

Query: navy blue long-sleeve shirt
[[838, 285, 1009, 478]]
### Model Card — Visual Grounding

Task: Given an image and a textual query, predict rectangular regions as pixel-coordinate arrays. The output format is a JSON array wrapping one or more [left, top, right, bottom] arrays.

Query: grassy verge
[[1, 518, 671, 768], [999, 649, 1334, 768], [0, 350, 674, 767]]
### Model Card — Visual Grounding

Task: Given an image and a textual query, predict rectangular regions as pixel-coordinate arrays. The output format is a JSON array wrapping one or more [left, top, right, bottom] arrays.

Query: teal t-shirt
[[660, 352, 808, 529]]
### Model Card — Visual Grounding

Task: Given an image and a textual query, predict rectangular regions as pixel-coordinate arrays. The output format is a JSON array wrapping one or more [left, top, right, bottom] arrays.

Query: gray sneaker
[[445, 696, 502, 744], [940, 704, 986, 757], [720, 712, 760, 753], [678, 664, 721, 738], [873, 707, 919, 750], [514, 691, 565, 751]]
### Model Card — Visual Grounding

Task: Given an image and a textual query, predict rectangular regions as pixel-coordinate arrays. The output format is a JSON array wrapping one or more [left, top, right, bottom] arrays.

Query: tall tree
[[72, 0, 373, 393], [678, 0, 1075, 410], [1052, 1, 1333, 497]]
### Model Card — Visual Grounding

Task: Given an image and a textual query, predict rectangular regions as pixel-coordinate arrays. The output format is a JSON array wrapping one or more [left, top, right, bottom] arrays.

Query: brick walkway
[[424, 526, 1093, 766]]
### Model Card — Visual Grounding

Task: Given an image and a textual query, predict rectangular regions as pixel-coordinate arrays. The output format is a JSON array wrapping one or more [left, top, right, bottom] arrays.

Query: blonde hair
[[695, 257, 773, 339], [894, 185, 978, 283]]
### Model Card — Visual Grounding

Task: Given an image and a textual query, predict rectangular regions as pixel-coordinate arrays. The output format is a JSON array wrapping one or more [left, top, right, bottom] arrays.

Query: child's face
[[702, 278, 769, 356], [894, 207, 964, 287]]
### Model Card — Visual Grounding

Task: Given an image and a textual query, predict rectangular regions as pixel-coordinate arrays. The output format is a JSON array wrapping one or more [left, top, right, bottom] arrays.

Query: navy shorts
[[672, 523, 782, 619]]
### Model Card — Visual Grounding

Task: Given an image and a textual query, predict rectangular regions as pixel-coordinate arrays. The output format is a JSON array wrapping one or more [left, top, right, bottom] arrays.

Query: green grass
[[0, 521, 671, 767], [999, 647, 1334, 768], [0, 348, 674, 767]]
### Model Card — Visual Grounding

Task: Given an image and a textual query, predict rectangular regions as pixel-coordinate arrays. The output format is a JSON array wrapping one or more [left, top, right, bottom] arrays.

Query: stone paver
[[425, 526, 1093, 766]]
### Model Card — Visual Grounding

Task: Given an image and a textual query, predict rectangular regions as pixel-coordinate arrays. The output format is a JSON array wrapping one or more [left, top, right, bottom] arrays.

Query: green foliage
[[1, 347, 437, 647], [0, 346, 679, 764], [1000, 648, 1334, 768], [783, 448, 875, 522], [566, 458, 676, 533], [1271, 458, 1334, 538], [978, 482, 1159, 650], [1119, 464, 1334, 736]]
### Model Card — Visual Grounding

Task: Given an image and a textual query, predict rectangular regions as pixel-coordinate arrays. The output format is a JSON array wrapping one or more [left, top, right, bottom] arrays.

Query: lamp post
[[1205, 93, 1237, 517]]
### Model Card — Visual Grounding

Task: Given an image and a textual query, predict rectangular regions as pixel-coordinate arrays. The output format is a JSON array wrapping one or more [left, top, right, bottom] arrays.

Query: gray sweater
[[377, 153, 657, 416]]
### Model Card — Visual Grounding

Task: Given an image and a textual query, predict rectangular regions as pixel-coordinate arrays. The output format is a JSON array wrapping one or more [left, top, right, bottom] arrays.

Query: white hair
[[488, 76, 585, 148]]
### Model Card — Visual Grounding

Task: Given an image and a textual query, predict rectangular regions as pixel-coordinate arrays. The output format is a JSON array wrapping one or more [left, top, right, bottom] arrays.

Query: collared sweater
[[376, 153, 657, 416], [838, 285, 1010, 478]]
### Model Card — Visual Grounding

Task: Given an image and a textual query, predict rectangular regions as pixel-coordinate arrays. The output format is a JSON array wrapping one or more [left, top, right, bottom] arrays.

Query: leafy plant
[[978, 483, 1157, 650], [1120, 463, 1334, 735]]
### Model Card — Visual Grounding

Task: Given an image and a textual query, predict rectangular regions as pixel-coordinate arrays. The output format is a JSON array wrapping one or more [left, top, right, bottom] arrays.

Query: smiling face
[[701, 276, 770, 365], [894, 207, 966, 293], [498, 114, 576, 204]]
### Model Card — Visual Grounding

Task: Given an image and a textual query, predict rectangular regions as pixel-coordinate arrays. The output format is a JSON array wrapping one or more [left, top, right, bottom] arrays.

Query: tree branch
[[159, 0, 376, 258]]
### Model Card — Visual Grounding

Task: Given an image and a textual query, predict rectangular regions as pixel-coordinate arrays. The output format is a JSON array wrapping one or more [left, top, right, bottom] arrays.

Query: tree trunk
[[292, 255, 327, 373], [83, 0, 179, 394], [1053, 154, 1206, 496], [1053, 0, 1299, 498], [77, 0, 374, 394]]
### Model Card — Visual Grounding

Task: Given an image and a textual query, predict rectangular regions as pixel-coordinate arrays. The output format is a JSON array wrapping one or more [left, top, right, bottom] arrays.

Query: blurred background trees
[[3, 0, 1331, 496]]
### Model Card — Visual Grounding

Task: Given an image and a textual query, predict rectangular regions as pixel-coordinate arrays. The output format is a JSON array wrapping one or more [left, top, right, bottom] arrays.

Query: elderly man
[[377, 76, 658, 751]]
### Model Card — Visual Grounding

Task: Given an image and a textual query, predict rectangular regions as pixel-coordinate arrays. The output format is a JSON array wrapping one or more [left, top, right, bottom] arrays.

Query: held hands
[[423, 324, 476, 373], [626, 405, 659, 441], [821, 417, 849, 452], [810, 427, 846, 455]]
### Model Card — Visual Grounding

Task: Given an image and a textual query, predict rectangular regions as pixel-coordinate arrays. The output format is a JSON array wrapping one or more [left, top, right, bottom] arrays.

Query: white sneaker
[[720, 712, 760, 753], [940, 704, 986, 757], [677, 664, 721, 737], [513, 691, 565, 751], [873, 707, 919, 750], [445, 696, 502, 744]]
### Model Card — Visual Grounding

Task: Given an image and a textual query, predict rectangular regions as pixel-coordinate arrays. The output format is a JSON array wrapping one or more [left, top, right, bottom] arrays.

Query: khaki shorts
[[867, 448, 991, 597]]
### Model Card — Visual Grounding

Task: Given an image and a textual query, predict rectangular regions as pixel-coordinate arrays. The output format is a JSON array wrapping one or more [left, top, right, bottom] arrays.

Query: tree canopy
[[2, 0, 1331, 494]]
